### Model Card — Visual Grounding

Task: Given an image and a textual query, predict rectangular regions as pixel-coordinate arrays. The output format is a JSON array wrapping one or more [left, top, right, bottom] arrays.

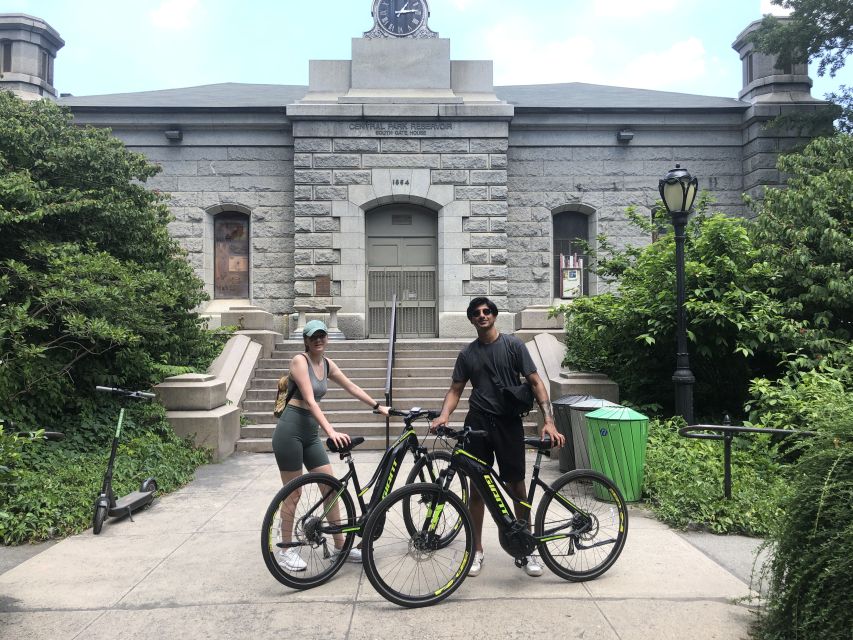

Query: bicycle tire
[[535, 470, 628, 581], [92, 503, 108, 535], [403, 450, 468, 545], [363, 482, 474, 608], [261, 472, 357, 590]]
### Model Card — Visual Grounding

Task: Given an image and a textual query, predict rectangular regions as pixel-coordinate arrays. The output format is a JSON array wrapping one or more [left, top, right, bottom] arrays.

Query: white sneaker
[[522, 555, 543, 577], [277, 548, 307, 572], [330, 547, 362, 563], [469, 551, 484, 577], [347, 547, 362, 563]]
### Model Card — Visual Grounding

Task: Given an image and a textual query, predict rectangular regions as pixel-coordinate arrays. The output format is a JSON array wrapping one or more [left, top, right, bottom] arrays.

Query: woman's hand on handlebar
[[326, 428, 351, 450], [373, 405, 391, 417]]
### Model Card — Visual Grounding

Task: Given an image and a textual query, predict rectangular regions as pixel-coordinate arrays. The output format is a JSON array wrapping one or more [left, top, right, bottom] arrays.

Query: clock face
[[376, 0, 427, 37]]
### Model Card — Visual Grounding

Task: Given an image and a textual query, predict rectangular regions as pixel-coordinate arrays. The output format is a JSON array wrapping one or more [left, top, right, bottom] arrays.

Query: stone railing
[[154, 306, 278, 461], [524, 332, 619, 416]]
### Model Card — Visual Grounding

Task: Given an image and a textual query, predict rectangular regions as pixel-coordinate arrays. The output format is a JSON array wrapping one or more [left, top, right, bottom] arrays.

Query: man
[[434, 297, 564, 577]]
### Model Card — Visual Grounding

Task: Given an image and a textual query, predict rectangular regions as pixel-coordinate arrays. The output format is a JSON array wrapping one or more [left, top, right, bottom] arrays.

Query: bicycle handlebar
[[383, 407, 440, 422], [435, 426, 488, 440], [95, 386, 156, 400]]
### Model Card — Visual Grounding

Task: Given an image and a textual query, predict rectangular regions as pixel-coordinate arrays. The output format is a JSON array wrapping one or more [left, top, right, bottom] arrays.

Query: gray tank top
[[290, 354, 328, 402]]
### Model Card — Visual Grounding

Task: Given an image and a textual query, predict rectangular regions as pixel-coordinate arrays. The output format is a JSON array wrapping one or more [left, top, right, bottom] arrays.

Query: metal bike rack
[[678, 421, 813, 499]]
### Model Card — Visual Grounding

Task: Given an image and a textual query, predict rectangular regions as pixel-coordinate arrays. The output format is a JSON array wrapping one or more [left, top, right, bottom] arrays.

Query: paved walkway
[[0, 450, 760, 640]]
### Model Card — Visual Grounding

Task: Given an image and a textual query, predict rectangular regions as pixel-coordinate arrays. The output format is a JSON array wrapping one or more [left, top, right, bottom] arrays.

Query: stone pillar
[[732, 19, 829, 201], [0, 14, 64, 100], [290, 304, 312, 339], [325, 304, 346, 340]]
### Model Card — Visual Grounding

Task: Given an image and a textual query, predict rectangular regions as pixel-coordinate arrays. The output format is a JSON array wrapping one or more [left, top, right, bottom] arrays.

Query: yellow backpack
[[273, 373, 294, 418]]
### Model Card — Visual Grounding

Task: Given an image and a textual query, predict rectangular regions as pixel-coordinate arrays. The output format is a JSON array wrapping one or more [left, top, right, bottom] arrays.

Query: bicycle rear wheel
[[363, 482, 473, 608], [403, 450, 468, 545], [535, 470, 628, 581], [261, 472, 357, 590]]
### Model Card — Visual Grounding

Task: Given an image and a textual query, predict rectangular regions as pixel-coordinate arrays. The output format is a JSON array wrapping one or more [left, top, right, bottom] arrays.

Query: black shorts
[[463, 407, 525, 483]]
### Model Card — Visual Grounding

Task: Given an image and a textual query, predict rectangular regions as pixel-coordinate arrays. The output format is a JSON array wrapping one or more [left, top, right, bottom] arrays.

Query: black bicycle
[[361, 425, 629, 607], [260, 408, 469, 590]]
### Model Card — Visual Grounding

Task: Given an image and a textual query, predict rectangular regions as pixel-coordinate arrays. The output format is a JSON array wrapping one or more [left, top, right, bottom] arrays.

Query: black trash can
[[568, 398, 618, 470], [552, 395, 590, 472]]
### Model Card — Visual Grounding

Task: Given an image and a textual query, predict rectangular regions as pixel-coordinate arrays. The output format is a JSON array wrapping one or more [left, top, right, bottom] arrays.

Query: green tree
[[749, 134, 853, 365], [751, 1, 853, 130], [0, 92, 219, 426], [752, 0, 852, 77], [554, 199, 801, 419]]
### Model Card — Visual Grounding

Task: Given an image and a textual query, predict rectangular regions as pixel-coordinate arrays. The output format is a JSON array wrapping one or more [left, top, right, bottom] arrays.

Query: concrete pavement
[[0, 449, 760, 640]]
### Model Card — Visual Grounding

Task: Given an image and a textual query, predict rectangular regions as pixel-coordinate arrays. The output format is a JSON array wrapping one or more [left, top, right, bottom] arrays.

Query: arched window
[[214, 212, 250, 299], [553, 210, 590, 298]]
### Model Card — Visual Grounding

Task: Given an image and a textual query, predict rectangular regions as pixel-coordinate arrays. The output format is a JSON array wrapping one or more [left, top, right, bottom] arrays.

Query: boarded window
[[214, 213, 250, 299]]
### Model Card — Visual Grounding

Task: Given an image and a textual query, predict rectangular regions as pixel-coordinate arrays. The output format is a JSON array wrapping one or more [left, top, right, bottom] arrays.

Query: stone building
[[0, 4, 827, 339]]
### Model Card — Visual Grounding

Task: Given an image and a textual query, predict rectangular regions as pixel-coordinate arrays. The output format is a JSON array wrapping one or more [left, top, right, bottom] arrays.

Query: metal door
[[367, 206, 437, 338]]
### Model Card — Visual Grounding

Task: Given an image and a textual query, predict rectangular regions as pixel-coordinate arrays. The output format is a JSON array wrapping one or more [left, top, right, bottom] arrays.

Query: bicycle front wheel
[[363, 482, 473, 608], [535, 470, 628, 581], [261, 472, 357, 590], [404, 450, 468, 545]]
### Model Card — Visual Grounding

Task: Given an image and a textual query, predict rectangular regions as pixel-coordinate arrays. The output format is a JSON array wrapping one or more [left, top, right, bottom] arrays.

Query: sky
[[6, 0, 852, 101]]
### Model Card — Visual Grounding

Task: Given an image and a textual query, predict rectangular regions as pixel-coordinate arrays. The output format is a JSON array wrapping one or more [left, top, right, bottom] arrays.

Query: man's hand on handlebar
[[541, 420, 565, 448], [430, 412, 450, 434]]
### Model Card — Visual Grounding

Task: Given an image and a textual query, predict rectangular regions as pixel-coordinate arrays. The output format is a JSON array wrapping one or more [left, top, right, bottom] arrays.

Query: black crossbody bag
[[483, 340, 535, 417]]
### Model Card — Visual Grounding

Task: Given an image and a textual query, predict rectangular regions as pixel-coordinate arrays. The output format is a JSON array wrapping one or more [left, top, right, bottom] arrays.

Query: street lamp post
[[659, 164, 698, 424]]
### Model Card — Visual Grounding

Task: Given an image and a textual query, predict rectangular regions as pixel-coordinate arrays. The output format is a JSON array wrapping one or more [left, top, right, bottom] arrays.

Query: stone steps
[[236, 337, 540, 452], [235, 420, 539, 452]]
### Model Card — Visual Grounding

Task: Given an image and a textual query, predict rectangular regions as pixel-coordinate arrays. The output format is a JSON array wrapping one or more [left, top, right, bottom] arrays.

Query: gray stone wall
[[291, 118, 510, 335], [506, 113, 748, 311], [72, 113, 297, 315]]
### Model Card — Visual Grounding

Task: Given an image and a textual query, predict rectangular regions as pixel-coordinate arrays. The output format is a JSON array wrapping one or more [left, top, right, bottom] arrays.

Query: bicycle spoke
[[364, 484, 473, 607], [535, 471, 628, 581]]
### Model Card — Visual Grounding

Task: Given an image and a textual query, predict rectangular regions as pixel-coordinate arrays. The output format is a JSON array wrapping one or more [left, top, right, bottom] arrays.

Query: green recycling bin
[[584, 406, 649, 502]]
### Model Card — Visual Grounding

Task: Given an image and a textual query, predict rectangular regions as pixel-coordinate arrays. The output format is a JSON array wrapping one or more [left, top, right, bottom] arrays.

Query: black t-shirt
[[451, 334, 537, 416]]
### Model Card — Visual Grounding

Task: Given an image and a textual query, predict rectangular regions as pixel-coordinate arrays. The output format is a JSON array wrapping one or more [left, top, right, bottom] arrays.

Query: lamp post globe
[[659, 164, 697, 424]]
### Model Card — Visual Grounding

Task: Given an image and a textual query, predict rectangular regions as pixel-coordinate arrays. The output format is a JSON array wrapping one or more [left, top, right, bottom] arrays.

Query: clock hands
[[395, 1, 417, 16]]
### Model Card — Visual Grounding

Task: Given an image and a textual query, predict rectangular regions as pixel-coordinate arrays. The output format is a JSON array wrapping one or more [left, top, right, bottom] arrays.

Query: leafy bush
[[0, 92, 222, 426], [0, 405, 210, 544], [0, 421, 40, 488], [555, 201, 799, 419], [747, 345, 852, 433], [749, 134, 853, 366], [754, 381, 853, 640], [644, 417, 787, 536], [0, 93, 222, 544]]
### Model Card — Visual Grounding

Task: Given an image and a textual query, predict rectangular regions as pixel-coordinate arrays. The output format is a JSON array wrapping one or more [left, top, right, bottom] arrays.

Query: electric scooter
[[92, 386, 158, 535]]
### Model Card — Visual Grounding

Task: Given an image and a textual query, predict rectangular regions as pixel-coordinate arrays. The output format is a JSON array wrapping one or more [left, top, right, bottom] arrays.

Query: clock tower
[[364, 0, 438, 39]]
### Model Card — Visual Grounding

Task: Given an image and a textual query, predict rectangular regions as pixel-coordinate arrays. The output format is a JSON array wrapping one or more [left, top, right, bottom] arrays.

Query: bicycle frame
[[434, 432, 622, 550], [298, 412, 438, 538]]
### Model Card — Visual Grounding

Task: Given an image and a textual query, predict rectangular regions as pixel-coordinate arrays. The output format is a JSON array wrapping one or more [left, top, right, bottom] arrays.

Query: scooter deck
[[108, 491, 154, 517]]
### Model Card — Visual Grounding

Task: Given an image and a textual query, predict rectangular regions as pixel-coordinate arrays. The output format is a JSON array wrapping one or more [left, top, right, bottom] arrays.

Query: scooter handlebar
[[95, 386, 156, 399]]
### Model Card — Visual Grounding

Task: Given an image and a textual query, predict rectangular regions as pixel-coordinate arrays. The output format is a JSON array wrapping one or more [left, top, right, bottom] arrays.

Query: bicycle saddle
[[326, 436, 365, 453], [524, 436, 553, 451]]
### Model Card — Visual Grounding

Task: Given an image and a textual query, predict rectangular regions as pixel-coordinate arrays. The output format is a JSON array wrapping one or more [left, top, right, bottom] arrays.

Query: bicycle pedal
[[514, 557, 527, 569]]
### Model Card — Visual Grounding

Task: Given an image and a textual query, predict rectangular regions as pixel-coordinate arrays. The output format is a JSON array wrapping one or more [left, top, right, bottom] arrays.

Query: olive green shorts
[[272, 405, 330, 471]]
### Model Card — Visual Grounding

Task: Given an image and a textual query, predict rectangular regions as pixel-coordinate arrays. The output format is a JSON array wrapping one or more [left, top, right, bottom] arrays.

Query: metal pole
[[672, 211, 695, 424]]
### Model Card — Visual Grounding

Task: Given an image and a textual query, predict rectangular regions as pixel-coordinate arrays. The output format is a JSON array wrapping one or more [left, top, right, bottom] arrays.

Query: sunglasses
[[470, 308, 493, 318], [307, 332, 328, 339]]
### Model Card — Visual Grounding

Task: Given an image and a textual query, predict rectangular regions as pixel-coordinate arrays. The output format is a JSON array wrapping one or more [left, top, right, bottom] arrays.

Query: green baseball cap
[[303, 319, 328, 337]]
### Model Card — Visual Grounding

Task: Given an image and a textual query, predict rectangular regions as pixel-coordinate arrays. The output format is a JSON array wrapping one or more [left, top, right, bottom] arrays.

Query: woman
[[273, 319, 390, 571]]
